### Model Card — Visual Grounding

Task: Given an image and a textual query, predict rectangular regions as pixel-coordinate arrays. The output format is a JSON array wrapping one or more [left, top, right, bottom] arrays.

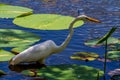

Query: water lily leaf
[[0, 49, 14, 61], [84, 37, 119, 47], [0, 29, 40, 47], [108, 43, 120, 51], [107, 51, 120, 60], [0, 5, 33, 18], [0, 70, 6, 76], [22, 70, 35, 77], [13, 14, 84, 30], [70, 52, 99, 61], [33, 64, 103, 80], [11, 46, 29, 55], [97, 27, 117, 44]]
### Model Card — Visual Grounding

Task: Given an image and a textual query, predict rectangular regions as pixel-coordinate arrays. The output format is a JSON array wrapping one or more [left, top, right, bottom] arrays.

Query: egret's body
[[9, 15, 100, 65]]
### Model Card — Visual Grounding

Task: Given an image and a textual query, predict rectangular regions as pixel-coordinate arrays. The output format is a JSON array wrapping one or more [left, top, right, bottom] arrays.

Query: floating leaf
[[0, 29, 40, 47], [108, 43, 120, 51], [11, 46, 29, 55], [0, 49, 14, 61], [107, 51, 120, 60], [22, 70, 36, 77], [0, 5, 33, 18], [0, 70, 6, 76], [13, 14, 84, 30], [0, 4, 7, 6], [85, 37, 119, 47], [33, 64, 103, 80], [97, 27, 117, 44], [70, 52, 99, 61]]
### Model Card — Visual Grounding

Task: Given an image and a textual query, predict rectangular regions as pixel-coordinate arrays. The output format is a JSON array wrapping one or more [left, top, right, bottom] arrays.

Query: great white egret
[[9, 15, 100, 65]]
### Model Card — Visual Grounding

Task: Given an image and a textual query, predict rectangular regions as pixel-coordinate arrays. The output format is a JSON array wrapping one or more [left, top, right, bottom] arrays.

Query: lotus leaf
[[108, 43, 120, 51], [84, 37, 119, 47], [0, 5, 32, 18], [0, 49, 14, 61], [0, 29, 40, 48], [13, 14, 84, 30], [70, 52, 99, 61], [11, 46, 29, 55], [22, 70, 36, 77], [22, 64, 103, 80], [107, 51, 120, 60]]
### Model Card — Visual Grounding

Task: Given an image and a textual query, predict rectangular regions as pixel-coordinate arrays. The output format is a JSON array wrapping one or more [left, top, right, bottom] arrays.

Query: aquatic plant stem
[[103, 39, 108, 80]]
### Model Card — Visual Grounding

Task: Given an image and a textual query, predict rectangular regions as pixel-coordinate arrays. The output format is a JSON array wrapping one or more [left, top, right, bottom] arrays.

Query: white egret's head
[[76, 15, 101, 23], [9, 57, 21, 65]]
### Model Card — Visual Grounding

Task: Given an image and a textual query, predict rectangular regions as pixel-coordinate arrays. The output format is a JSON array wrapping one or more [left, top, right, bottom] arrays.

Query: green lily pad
[[70, 52, 99, 61], [13, 14, 84, 30], [28, 64, 103, 80], [22, 70, 36, 77], [0, 29, 40, 47], [11, 46, 29, 54], [108, 43, 120, 51], [0, 70, 6, 76], [107, 51, 120, 60], [0, 5, 33, 18], [0, 49, 14, 61], [84, 37, 119, 47]]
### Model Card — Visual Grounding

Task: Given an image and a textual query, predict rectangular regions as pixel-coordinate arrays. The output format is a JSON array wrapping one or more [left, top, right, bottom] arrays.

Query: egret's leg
[[36, 59, 46, 67]]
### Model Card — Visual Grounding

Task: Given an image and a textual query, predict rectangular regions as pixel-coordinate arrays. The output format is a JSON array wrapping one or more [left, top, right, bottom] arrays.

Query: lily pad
[[0, 49, 14, 61], [108, 43, 120, 51], [0, 5, 33, 18], [107, 51, 120, 60], [0, 29, 40, 47], [22, 64, 104, 80], [11, 46, 29, 55], [22, 70, 36, 77], [0, 70, 6, 76], [84, 37, 119, 47], [70, 52, 99, 61], [13, 14, 84, 30], [38, 64, 103, 80]]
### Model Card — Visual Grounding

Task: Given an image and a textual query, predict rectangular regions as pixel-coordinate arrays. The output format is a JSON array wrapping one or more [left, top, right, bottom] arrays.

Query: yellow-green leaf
[[0, 5, 33, 18], [13, 14, 84, 30]]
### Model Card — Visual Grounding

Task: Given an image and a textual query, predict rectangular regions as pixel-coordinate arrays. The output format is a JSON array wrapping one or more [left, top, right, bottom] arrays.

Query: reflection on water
[[0, 0, 120, 80], [9, 63, 46, 73]]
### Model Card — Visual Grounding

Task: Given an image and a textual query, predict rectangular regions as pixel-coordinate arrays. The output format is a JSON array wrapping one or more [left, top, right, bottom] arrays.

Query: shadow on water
[[9, 63, 46, 73], [9, 63, 47, 80]]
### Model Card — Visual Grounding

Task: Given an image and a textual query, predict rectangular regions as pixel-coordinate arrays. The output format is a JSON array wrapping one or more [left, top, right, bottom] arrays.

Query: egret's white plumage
[[9, 15, 100, 65]]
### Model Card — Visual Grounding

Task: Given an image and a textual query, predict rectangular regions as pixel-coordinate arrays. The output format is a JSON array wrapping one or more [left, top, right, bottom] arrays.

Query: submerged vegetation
[[0, 3, 120, 80]]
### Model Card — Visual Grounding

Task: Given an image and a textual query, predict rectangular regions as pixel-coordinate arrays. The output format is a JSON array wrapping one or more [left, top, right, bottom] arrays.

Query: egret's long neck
[[54, 18, 80, 53]]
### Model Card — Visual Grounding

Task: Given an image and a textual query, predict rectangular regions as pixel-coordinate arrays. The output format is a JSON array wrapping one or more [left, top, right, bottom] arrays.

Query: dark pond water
[[0, 0, 120, 80]]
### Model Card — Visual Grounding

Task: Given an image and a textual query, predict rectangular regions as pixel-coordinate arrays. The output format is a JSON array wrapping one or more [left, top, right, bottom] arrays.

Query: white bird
[[9, 15, 100, 65]]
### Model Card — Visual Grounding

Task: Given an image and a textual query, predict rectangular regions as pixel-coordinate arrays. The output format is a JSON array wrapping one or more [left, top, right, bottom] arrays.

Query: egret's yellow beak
[[86, 17, 101, 23]]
